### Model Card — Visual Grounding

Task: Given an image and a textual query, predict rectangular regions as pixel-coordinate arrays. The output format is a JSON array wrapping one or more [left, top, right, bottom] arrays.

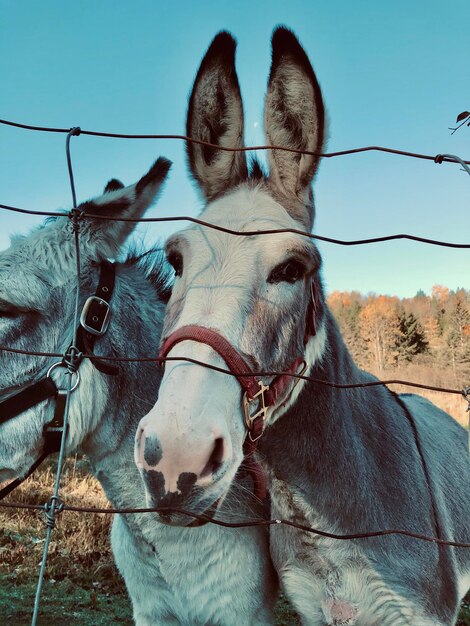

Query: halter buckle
[[243, 380, 269, 442], [80, 296, 111, 336]]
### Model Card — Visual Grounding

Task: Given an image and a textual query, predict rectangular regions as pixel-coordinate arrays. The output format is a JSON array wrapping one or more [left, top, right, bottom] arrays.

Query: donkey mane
[[124, 246, 173, 303], [248, 156, 267, 181]]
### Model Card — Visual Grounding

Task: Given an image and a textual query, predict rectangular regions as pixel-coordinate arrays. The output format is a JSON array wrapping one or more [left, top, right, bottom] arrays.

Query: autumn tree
[[328, 291, 366, 365], [444, 292, 470, 378], [358, 296, 401, 371]]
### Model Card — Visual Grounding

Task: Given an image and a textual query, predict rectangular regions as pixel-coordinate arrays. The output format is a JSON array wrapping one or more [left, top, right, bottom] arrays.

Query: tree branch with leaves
[[449, 111, 470, 134]]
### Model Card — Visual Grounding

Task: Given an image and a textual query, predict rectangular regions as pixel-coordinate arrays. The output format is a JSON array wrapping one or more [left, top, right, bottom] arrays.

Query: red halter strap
[[159, 326, 307, 500], [160, 326, 260, 397], [159, 326, 305, 410], [158, 279, 318, 405], [157, 280, 318, 500]]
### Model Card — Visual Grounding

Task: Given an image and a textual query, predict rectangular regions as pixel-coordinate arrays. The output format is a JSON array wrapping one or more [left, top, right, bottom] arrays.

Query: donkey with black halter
[[136, 29, 470, 625], [0, 158, 277, 625]]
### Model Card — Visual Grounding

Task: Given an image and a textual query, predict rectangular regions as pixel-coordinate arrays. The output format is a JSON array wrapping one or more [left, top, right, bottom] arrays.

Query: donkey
[[135, 29, 470, 625], [0, 158, 277, 625]]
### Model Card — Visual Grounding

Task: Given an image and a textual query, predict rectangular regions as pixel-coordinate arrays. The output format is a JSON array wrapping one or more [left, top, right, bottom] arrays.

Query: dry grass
[[0, 456, 122, 591], [370, 363, 469, 428]]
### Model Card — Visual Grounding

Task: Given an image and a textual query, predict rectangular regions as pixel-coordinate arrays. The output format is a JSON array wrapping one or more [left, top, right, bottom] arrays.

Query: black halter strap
[[0, 261, 117, 500], [0, 379, 64, 501], [0, 377, 58, 426], [0, 450, 51, 500], [71, 260, 119, 376]]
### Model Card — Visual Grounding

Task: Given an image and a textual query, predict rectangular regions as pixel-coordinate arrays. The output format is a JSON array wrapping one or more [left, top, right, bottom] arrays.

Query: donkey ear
[[104, 178, 125, 193], [78, 157, 171, 259], [186, 32, 247, 200], [264, 27, 325, 229]]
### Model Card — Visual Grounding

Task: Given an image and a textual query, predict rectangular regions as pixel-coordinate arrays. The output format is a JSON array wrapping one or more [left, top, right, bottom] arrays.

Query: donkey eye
[[167, 250, 183, 278], [267, 259, 307, 284], [0, 305, 24, 319]]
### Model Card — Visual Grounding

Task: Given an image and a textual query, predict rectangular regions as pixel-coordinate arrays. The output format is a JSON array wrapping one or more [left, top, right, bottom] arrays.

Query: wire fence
[[2, 117, 470, 165], [2, 499, 470, 549], [0, 346, 467, 396], [1, 119, 469, 624], [2, 201, 470, 248]]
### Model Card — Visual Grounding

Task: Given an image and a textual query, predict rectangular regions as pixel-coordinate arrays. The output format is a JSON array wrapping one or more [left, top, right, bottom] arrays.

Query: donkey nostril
[[144, 434, 163, 467], [200, 437, 224, 478]]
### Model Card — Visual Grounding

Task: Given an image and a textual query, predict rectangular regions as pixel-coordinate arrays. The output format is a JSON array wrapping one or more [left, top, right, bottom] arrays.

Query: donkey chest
[[268, 474, 365, 574], [126, 516, 275, 625], [267, 475, 426, 626]]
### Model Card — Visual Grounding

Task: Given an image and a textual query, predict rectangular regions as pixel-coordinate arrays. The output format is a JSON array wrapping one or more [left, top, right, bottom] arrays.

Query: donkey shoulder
[[399, 392, 468, 451], [399, 393, 470, 560]]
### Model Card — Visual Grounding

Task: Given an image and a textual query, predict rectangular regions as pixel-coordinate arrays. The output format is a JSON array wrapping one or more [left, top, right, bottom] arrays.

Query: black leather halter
[[0, 261, 117, 500]]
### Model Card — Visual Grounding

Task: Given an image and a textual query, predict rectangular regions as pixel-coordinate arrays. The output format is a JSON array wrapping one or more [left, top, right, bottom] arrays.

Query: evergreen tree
[[396, 311, 428, 363]]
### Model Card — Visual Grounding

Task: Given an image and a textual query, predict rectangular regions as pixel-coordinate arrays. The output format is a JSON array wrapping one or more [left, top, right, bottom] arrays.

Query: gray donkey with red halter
[[135, 28, 470, 625], [0, 159, 277, 625]]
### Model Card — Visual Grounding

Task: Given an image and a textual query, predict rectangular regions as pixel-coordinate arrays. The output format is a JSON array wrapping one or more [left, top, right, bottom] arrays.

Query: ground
[[2, 578, 468, 625], [0, 458, 468, 625], [1, 578, 301, 625]]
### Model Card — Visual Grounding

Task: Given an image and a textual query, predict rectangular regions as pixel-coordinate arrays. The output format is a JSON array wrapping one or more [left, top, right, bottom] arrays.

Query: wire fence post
[[30, 128, 83, 626]]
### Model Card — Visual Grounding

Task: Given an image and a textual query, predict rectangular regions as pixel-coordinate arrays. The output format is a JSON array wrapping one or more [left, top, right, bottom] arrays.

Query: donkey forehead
[[203, 185, 302, 230], [0, 244, 54, 309], [170, 186, 318, 267], [0, 217, 76, 278]]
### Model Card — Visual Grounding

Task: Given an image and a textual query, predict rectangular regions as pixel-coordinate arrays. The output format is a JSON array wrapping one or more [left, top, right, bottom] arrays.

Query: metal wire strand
[[434, 153, 470, 176], [65, 127, 81, 208], [31, 130, 83, 626], [0, 500, 468, 549], [1, 118, 470, 165], [31, 371, 73, 626], [0, 345, 466, 397], [0, 203, 469, 249]]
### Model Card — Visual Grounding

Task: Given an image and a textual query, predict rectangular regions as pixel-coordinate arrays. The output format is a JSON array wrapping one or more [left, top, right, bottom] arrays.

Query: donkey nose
[[135, 424, 229, 493], [200, 436, 225, 479]]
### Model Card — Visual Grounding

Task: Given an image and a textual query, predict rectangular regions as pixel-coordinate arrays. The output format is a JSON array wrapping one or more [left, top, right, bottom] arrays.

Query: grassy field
[[1, 579, 132, 626], [0, 457, 468, 625]]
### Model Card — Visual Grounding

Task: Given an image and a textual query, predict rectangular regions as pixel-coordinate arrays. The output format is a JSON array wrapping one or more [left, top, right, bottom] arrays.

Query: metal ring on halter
[[46, 362, 80, 392]]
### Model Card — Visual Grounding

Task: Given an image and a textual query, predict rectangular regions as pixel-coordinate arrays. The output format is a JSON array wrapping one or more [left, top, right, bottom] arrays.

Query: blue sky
[[1, 0, 469, 297]]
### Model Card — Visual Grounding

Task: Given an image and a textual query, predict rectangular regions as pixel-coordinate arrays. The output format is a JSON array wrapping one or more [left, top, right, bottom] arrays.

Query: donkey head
[[0, 158, 171, 481], [135, 28, 327, 522]]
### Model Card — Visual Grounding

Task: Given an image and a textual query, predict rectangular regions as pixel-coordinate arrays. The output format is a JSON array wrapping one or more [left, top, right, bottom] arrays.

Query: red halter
[[158, 280, 318, 499]]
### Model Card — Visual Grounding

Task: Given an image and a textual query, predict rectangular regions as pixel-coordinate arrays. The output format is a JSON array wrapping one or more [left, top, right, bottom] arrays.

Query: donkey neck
[[261, 309, 367, 474], [260, 307, 434, 530]]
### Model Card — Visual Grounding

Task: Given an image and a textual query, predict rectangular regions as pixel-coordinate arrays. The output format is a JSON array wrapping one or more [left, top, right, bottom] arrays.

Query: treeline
[[327, 286, 470, 384]]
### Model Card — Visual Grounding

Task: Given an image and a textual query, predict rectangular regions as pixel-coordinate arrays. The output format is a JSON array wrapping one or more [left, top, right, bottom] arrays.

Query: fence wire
[[0, 500, 469, 549], [0, 345, 466, 396], [1, 118, 469, 624], [30, 131, 85, 626], [1, 117, 470, 166], [1, 202, 469, 249]]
